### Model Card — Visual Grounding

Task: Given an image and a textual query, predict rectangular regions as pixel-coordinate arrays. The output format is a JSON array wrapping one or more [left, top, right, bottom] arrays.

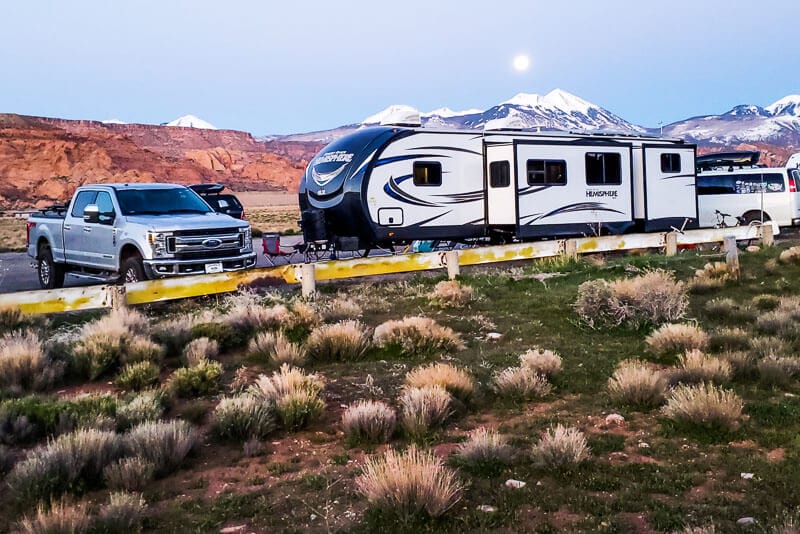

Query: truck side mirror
[[83, 205, 100, 223]]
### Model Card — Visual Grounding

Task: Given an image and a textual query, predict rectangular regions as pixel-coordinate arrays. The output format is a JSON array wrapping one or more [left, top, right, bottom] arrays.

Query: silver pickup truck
[[26, 183, 256, 289]]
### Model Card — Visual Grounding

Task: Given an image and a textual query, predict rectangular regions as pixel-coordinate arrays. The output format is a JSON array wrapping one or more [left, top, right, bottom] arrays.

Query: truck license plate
[[205, 262, 223, 274]]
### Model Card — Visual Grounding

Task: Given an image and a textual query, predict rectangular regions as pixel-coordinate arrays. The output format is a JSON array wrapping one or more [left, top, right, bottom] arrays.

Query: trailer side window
[[489, 161, 510, 188], [527, 160, 566, 185], [660, 153, 681, 173], [413, 162, 442, 186], [585, 153, 622, 185]]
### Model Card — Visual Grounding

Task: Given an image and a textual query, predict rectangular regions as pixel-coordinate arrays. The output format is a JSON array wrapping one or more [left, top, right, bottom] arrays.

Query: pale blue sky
[[2, 0, 798, 134]]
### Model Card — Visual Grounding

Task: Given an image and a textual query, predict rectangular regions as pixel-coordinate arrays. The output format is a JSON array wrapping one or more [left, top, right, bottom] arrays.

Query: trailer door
[[485, 144, 516, 225], [642, 145, 698, 231]]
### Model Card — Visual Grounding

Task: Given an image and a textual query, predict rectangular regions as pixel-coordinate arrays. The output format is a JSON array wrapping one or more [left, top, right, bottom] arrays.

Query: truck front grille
[[167, 231, 243, 257]]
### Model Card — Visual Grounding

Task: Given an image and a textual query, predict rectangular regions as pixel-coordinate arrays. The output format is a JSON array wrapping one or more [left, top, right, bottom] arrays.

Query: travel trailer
[[299, 123, 698, 251]]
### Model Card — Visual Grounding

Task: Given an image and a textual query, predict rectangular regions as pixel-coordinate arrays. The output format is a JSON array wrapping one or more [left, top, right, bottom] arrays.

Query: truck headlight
[[240, 227, 252, 251], [147, 231, 171, 258]]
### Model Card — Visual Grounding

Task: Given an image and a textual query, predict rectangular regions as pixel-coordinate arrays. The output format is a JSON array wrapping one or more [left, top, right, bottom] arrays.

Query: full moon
[[512, 54, 530, 72]]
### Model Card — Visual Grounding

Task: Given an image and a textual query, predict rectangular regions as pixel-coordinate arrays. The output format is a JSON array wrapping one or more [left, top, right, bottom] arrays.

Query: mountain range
[[0, 90, 798, 210]]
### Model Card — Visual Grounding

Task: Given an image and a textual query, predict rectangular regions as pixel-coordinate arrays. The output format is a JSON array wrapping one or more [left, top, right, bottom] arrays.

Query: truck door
[[64, 190, 97, 265], [82, 191, 118, 270], [485, 143, 517, 225]]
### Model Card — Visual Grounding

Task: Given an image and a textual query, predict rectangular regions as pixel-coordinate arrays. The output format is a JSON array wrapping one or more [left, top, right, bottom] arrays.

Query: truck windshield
[[116, 187, 213, 216]]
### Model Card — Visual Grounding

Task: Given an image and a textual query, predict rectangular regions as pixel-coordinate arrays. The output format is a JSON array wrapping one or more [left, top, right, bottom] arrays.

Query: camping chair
[[262, 233, 302, 265]]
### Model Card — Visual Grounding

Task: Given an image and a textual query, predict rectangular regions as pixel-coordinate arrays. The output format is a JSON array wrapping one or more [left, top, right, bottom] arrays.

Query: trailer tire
[[37, 245, 65, 290], [120, 255, 146, 284], [741, 211, 770, 225]]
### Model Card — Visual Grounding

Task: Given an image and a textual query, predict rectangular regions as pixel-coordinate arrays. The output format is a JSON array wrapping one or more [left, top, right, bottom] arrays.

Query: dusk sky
[[2, 0, 799, 134]]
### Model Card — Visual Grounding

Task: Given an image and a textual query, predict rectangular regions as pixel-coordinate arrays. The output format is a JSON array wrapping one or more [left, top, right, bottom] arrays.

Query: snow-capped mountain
[[662, 95, 800, 146], [359, 88, 643, 134], [101, 119, 126, 125], [165, 115, 217, 129]]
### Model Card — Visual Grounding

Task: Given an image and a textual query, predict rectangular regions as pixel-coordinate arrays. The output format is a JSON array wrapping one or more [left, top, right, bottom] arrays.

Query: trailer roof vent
[[379, 108, 422, 127], [483, 115, 527, 131]]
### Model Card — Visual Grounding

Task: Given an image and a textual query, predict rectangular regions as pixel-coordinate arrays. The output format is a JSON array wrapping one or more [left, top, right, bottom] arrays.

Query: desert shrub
[[671, 350, 732, 385], [289, 301, 322, 331], [94, 491, 147, 533], [152, 315, 196, 356], [114, 361, 160, 392], [373, 316, 464, 356], [779, 246, 800, 264], [662, 383, 743, 431], [70, 309, 152, 380], [718, 351, 756, 375], [492, 366, 551, 399], [17, 500, 91, 534], [269, 333, 306, 366], [399, 386, 453, 439], [430, 280, 474, 307], [248, 364, 324, 430], [531, 424, 591, 468], [752, 294, 781, 312], [704, 298, 753, 322], [758, 356, 800, 387], [0, 306, 46, 335], [120, 336, 163, 365], [305, 320, 371, 361], [404, 363, 476, 403], [341, 400, 396, 445], [646, 323, 708, 356], [123, 420, 198, 477], [756, 310, 800, 339], [750, 336, 787, 360], [575, 270, 688, 328], [519, 348, 562, 377], [182, 337, 219, 366], [355, 445, 464, 519], [455, 427, 514, 471], [247, 331, 277, 361], [210, 395, 276, 440], [607, 359, 666, 409], [7, 428, 123, 503], [0, 443, 13, 474], [116, 391, 164, 430], [167, 358, 223, 398], [689, 262, 732, 293], [190, 322, 248, 351], [319, 296, 363, 322], [708, 327, 752, 352], [0, 330, 63, 393], [103, 456, 155, 492]]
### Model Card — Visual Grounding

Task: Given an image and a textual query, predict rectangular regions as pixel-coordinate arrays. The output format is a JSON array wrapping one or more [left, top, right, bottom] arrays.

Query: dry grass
[[167, 358, 223, 398], [248, 365, 325, 430], [71, 308, 151, 380], [758, 356, 800, 386], [182, 337, 219, 366], [662, 383, 743, 430], [750, 336, 787, 359], [404, 363, 476, 403], [103, 456, 156, 491], [607, 359, 667, 408], [756, 310, 800, 339], [355, 445, 464, 519], [690, 262, 732, 293], [703, 297, 753, 322], [492, 366, 552, 399], [210, 395, 276, 440], [645, 323, 709, 356], [531, 424, 591, 467], [399, 386, 453, 439], [116, 390, 164, 430], [248, 331, 306, 366], [708, 327, 752, 352], [0, 217, 30, 252], [95, 491, 147, 532], [455, 427, 514, 466], [17, 500, 91, 534], [671, 350, 732, 385], [430, 280, 474, 307], [341, 400, 397, 445], [752, 294, 781, 311], [123, 420, 199, 477], [0, 330, 61, 393], [318, 296, 363, 322], [114, 361, 160, 392], [519, 348, 562, 377], [305, 320, 371, 361], [373, 316, 465, 355], [575, 270, 688, 327]]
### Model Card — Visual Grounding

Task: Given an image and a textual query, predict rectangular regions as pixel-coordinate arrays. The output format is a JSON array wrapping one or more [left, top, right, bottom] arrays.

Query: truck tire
[[120, 255, 147, 284], [38, 245, 65, 290]]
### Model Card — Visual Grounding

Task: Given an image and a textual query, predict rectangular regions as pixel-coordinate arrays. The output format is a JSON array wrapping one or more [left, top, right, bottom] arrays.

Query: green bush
[[191, 322, 249, 351], [116, 390, 165, 430], [210, 395, 276, 441], [115, 362, 160, 391], [123, 420, 199, 477], [167, 359, 223, 398]]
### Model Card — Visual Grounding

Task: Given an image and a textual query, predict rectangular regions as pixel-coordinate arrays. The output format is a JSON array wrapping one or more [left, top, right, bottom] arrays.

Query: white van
[[696, 151, 800, 228]]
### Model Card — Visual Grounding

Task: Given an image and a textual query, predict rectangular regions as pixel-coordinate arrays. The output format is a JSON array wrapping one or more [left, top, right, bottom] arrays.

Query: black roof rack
[[189, 183, 225, 194], [696, 150, 760, 171]]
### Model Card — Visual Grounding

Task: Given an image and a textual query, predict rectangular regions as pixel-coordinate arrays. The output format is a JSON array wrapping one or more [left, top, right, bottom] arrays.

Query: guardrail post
[[110, 286, 126, 310], [723, 236, 740, 279], [444, 250, 460, 279], [759, 223, 774, 247], [665, 232, 678, 257], [564, 239, 578, 260], [301, 263, 316, 298]]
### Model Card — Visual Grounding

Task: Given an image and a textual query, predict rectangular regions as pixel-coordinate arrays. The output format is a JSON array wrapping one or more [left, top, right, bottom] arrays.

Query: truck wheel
[[120, 255, 146, 284], [38, 246, 65, 290]]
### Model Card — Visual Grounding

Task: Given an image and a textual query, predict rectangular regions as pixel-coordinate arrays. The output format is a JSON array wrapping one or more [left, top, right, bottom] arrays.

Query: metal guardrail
[[0, 224, 772, 315]]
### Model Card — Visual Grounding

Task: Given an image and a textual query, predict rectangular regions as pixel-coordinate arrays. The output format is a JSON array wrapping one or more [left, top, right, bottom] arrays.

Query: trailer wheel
[[37, 245, 65, 290], [741, 211, 770, 225], [120, 255, 146, 284]]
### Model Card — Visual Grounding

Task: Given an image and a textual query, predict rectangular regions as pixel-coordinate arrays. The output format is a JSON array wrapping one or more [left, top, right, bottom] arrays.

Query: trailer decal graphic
[[525, 202, 625, 224], [433, 190, 484, 203], [409, 146, 483, 157], [383, 175, 441, 207], [518, 185, 553, 196], [373, 154, 449, 168]]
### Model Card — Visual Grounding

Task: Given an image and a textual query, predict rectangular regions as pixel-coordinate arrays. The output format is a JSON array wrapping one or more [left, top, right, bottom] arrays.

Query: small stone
[[310, 514, 317, 521], [486, 332, 502, 340], [746, 245, 761, 253], [740, 472, 754, 479], [736, 517, 756, 527], [504, 479, 526, 489], [220, 526, 246, 534], [638, 442, 650, 449], [605, 413, 625, 425], [477, 505, 498, 513]]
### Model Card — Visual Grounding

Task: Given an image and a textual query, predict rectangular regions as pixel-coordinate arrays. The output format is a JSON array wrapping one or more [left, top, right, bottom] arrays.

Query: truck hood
[[123, 213, 248, 232]]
